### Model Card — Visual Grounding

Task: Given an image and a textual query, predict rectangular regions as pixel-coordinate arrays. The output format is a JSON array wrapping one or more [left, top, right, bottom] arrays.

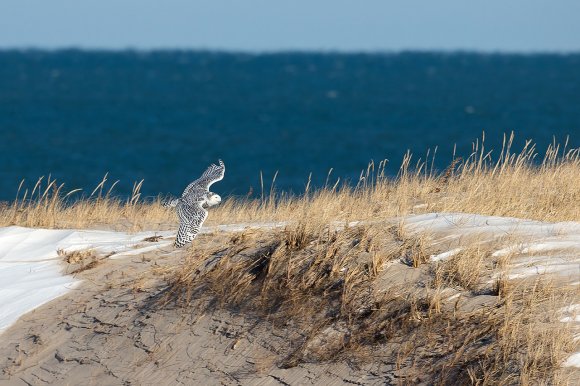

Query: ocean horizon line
[[1, 47, 580, 56]]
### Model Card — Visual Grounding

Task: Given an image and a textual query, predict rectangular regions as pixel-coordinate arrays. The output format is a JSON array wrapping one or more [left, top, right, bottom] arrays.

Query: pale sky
[[1, 1, 579, 52]]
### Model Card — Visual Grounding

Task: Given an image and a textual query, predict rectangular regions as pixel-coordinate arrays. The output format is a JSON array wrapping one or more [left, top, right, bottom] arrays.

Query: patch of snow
[[405, 213, 580, 370], [446, 293, 462, 301], [404, 213, 580, 281], [493, 238, 580, 257], [207, 222, 287, 233], [0, 226, 172, 333], [560, 304, 580, 323], [404, 213, 580, 240], [561, 316, 580, 323], [563, 352, 580, 368], [505, 263, 580, 280], [430, 247, 462, 262], [110, 242, 174, 258]]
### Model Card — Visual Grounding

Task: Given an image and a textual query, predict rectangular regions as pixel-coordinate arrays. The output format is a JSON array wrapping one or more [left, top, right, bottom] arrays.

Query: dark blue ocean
[[0, 50, 579, 202]]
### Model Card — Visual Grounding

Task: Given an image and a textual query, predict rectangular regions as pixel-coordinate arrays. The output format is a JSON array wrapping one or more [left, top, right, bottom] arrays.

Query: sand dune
[[0, 213, 578, 384]]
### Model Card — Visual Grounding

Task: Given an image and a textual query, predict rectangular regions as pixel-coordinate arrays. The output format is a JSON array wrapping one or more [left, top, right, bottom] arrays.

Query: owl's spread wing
[[182, 159, 225, 197]]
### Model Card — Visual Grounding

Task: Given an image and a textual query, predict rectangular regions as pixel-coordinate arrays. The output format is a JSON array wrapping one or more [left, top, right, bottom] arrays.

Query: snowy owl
[[165, 160, 225, 248]]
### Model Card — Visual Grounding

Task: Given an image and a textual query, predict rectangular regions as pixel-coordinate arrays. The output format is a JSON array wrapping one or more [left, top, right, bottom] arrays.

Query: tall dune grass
[[0, 134, 580, 229], [0, 173, 174, 230], [1, 133, 579, 230], [206, 133, 580, 225]]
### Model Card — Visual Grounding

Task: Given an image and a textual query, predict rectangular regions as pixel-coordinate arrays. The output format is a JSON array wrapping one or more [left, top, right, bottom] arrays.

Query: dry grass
[[158, 221, 578, 385], [58, 248, 102, 274], [433, 246, 489, 291], [211, 133, 580, 225], [1, 133, 579, 231], [0, 174, 174, 230]]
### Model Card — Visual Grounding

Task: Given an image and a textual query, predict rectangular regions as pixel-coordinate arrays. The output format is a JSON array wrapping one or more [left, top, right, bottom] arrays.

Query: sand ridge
[[0, 232, 393, 385], [1, 214, 579, 384]]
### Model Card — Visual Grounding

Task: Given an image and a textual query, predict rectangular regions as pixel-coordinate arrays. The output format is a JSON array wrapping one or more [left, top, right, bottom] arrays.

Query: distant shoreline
[[2, 47, 580, 56]]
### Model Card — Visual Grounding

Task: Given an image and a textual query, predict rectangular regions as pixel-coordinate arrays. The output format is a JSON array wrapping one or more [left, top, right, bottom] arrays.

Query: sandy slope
[[0, 214, 578, 384], [0, 232, 392, 385], [0, 223, 284, 334]]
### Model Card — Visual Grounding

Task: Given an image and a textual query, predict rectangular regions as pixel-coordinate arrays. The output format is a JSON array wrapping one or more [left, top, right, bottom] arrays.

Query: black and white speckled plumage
[[182, 159, 225, 197], [169, 160, 225, 248]]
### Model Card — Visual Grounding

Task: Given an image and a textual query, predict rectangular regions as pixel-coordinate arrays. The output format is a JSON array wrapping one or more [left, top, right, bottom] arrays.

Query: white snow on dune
[[0, 226, 173, 333], [403, 213, 580, 368], [564, 352, 580, 368], [560, 305, 580, 323], [210, 221, 287, 233], [404, 213, 580, 236], [404, 213, 580, 282], [430, 247, 463, 262]]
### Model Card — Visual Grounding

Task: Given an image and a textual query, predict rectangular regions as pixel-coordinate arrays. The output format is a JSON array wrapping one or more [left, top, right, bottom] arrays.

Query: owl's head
[[205, 192, 222, 207]]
